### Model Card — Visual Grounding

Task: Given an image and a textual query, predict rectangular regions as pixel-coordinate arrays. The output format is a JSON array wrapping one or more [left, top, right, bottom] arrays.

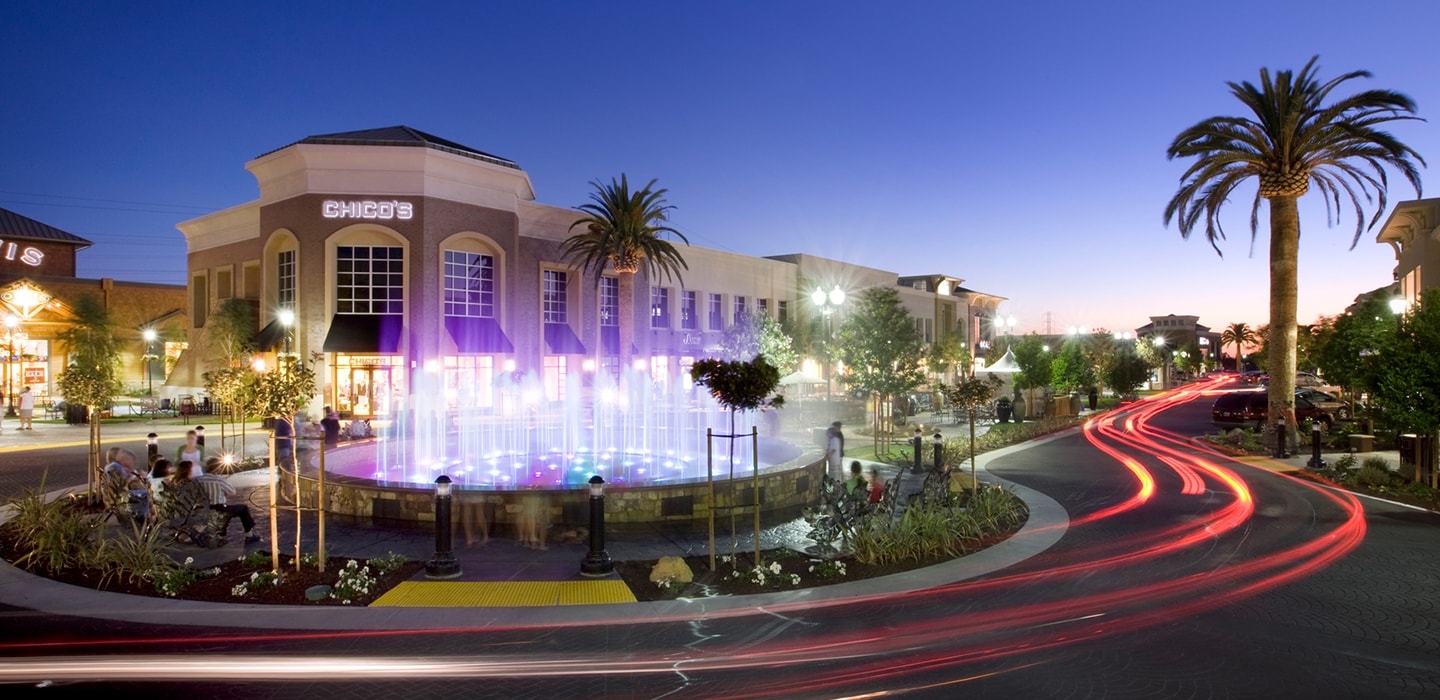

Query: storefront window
[[442, 355, 494, 409]]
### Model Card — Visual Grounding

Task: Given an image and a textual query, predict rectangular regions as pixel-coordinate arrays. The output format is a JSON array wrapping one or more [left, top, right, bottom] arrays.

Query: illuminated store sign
[[0, 241, 43, 267], [321, 200, 414, 221]]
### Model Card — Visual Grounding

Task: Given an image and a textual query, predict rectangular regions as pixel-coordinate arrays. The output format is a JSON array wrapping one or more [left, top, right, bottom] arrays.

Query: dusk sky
[[3, 1, 1437, 338]]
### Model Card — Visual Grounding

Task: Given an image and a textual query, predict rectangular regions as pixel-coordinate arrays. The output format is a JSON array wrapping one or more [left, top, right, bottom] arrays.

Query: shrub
[[1356, 457, 1395, 488], [232, 570, 284, 597], [154, 557, 220, 597], [92, 526, 178, 588], [369, 551, 407, 575], [849, 485, 1025, 566], [5, 488, 99, 575]]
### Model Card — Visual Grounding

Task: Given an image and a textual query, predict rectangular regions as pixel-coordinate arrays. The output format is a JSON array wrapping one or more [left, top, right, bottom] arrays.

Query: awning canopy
[[598, 326, 637, 356], [544, 323, 586, 355], [252, 319, 289, 352], [445, 316, 513, 354], [323, 314, 404, 353], [779, 369, 826, 386]]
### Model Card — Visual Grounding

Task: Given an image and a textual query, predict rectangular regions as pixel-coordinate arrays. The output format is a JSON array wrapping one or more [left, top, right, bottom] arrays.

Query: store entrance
[[334, 355, 405, 418]]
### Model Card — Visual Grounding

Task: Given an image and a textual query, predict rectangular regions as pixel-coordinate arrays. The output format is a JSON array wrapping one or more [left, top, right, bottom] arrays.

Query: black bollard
[[425, 475, 461, 579], [911, 428, 923, 471], [932, 433, 944, 472], [146, 433, 159, 464], [1307, 421, 1326, 470], [581, 475, 614, 576], [194, 425, 205, 449], [1272, 418, 1286, 459]]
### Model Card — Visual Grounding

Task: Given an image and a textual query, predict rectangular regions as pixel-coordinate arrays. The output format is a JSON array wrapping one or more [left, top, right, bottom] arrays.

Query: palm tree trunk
[[618, 271, 635, 370], [1268, 196, 1301, 450]]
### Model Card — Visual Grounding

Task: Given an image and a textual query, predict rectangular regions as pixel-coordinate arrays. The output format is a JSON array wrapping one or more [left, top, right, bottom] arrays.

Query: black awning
[[323, 314, 404, 353], [445, 316, 513, 354], [544, 323, 587, 355], [252, 319, 288, 352]]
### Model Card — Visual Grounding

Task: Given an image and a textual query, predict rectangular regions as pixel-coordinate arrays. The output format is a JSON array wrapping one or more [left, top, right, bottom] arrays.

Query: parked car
[[1239, 370, 1268, 384], [1211, 390, 1332, 430], [1295, 388, 1352, 421]]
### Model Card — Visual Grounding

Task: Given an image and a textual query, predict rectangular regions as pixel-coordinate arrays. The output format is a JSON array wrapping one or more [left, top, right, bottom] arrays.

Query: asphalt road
[[2, 388, 1437, 699]]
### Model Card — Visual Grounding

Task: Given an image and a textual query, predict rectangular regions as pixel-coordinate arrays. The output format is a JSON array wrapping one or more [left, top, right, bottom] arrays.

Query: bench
[[1348, 434, 1375, 453]]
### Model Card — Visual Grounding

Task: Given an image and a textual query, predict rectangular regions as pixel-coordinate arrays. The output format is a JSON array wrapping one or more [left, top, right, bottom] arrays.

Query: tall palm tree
[[562, 174, 689, 369], [1164, 56, 1422, 428], [1220, 322, 1259, 371]]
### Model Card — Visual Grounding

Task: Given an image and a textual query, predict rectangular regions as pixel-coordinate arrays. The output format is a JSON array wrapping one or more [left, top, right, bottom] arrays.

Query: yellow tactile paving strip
[[370, 580, 637, 607]]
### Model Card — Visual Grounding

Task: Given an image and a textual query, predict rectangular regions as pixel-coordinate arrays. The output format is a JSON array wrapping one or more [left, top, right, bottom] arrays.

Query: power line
[[0, 190, 218, 212]]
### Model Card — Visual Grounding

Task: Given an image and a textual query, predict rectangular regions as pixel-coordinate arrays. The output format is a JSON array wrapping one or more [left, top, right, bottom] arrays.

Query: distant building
[[175, 126, 1006, 418], [1135, 314, 1222, 368], [0, 207, 187, 402], [1375, 197, 1440, 309]]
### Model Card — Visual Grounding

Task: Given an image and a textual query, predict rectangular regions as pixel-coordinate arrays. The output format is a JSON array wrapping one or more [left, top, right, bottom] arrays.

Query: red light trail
[[0, 379, 1368, 697]]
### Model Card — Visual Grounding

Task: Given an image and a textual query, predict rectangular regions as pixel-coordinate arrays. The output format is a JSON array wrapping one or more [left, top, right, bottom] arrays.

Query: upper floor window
[[651, 287, 671, 329], [708, 293, 723, 330], [733, 296, 747, 325], [757, 298, 769, 316], [599, 277, 618, 327], [543, 270, 568, 324], [277, 250, 296, 311], [336, 245, 404, 314], [443, 250, 495, 318], [680, 290, 698, 330], [778, 300, 789, 325]]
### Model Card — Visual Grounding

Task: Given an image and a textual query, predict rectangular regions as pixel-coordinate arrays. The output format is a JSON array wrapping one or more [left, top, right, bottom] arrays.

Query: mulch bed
[[614, 528, 1022, 603], [0, 526, 423, 606]]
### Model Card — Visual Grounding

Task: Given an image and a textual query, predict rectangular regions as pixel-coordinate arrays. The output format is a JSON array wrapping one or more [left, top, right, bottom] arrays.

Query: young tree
[[55, 294, 120, 499], [1010, 334, 1050, 417], [928, 329, 971, 382], [690, 356, 783, 570], [1103, 346, 1152, 398], [832, 287, 926, 453], [562, 175, 689, 369], [1166, 56, 1423, 438], [719, 310, 798, 371], [1050, 339, 1096, 395], [205, 298, 258, 452], [1315, 294, 1392, 397], [940, 373, 1001, 498], [1371, 291, 1440, 435]]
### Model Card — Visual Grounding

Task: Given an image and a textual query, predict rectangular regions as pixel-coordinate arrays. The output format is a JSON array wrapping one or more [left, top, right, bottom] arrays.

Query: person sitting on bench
[[175, 460, 261, 544]]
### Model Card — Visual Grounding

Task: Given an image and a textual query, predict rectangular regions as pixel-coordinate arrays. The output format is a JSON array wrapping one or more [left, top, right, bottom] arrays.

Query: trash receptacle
[[1400, 434, 1434, 485], [65, 402, 88, 424]]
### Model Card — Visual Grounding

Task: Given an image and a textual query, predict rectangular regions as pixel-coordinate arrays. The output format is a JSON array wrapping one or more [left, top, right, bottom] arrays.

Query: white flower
[[768, 561, 782, 574], [184, 557, 194, 566]]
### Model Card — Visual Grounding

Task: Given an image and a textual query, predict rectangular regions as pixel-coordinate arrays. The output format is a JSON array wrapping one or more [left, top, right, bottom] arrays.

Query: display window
[[334, 354, 406, 417]]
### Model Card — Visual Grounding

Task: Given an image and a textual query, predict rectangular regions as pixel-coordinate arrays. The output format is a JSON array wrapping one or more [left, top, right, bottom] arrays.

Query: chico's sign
[[321, 200, 414, 221]]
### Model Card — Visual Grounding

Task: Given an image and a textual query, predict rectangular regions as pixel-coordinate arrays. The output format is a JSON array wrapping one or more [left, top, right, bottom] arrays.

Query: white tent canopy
[[978, 349, 1020, 374], [779, 369, 826, 386]]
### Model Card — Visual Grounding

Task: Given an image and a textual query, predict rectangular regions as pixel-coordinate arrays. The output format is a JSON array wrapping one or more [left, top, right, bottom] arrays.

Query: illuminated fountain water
[[323, 363, 802, 492]]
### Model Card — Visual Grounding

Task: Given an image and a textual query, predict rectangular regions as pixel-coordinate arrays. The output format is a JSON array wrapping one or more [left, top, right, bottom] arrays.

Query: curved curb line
[[0, 434, 1071, 631]]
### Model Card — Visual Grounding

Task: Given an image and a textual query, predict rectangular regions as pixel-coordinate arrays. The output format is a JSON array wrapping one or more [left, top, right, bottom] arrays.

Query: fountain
[[303, 364, 822, 525]]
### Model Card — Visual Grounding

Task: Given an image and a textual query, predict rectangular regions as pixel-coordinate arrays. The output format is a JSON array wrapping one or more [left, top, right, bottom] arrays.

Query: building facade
[[175, 127, 1004, 418], [0, 207, 187, 404], [1376, 197, 1440, 309]]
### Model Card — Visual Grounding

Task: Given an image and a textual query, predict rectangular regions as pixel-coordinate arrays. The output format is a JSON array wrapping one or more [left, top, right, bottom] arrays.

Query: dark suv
[[1211, 391, 1332, 430]]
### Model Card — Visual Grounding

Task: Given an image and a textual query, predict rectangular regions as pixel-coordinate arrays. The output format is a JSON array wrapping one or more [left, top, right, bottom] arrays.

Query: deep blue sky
[[3, 1, 1436, 336]]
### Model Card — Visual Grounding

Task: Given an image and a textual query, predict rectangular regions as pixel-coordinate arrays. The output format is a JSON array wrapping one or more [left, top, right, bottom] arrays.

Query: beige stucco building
[[174, 127, 1005, 419], [1376, 197, 1440, 308]]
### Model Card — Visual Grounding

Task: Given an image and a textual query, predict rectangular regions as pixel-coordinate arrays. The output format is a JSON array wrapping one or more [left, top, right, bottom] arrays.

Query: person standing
[[176, 429, 204, 475], [321, 406, 341, 447], [17, 386, 34, 430], [825, 421, 845, 480]]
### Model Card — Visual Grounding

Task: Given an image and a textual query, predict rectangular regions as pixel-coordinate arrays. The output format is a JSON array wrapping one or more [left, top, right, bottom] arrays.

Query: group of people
[[0, 385, 36, 432], [825, 421, 886, 504], [100, 440, 260, 544]]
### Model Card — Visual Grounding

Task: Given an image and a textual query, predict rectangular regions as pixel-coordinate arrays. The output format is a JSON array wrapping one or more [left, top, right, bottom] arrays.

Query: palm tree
[[1220, 322, 1259, 372], [1164, 56, 1422, 429], [562, 175, 689, 369]]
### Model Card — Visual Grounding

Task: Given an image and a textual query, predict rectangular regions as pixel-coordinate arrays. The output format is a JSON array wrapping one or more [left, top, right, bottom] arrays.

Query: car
[[1295, 388, 1352, 421], [1239, 370, 1268, 384], [1211, 390, 1332, 430]]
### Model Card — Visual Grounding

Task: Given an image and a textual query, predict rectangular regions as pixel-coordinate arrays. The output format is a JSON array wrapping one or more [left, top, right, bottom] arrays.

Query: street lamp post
[[811, 285, 846, 402], [3, 314, 17, 418], [142, 328, 158, 413]]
